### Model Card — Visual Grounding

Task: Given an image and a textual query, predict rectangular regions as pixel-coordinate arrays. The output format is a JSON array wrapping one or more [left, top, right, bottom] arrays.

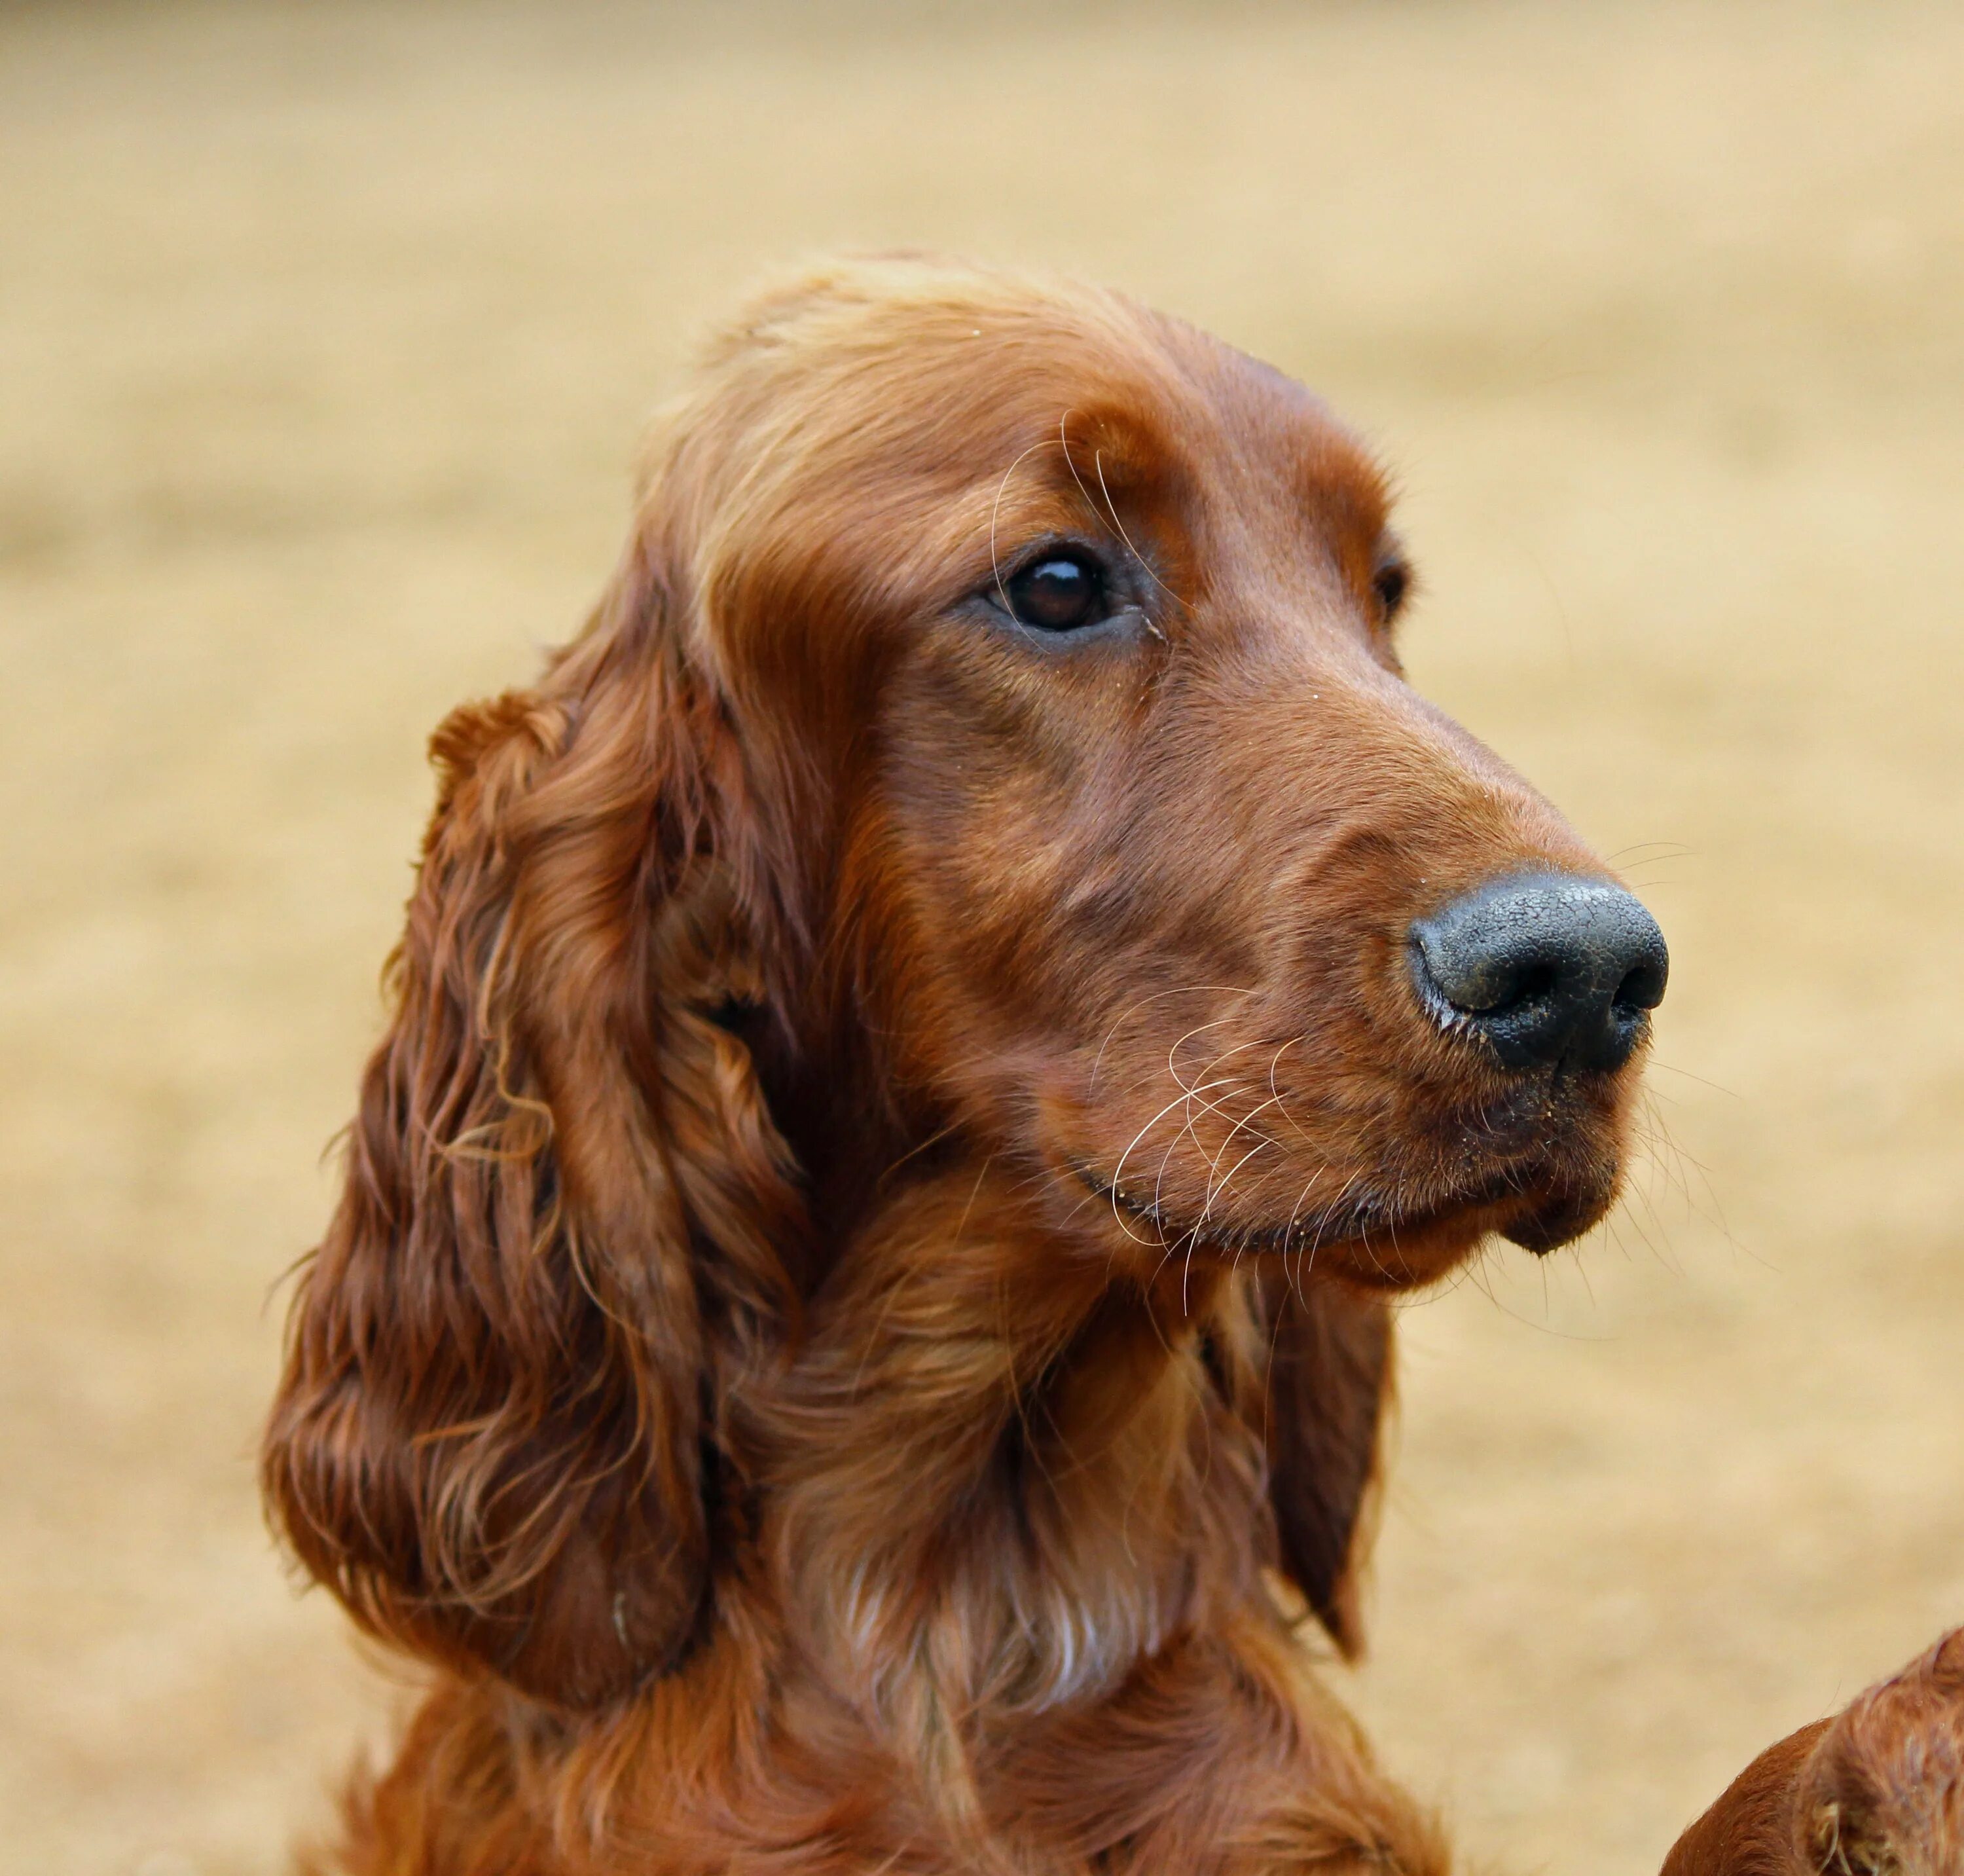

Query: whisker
[[1094, 445, 1189, 632], [1055, 409, 1173, 643], [1088, 982, 1254, 1096], [989, 437, 1055, 636]]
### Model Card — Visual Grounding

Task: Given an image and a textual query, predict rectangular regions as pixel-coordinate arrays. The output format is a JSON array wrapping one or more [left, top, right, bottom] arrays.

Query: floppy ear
[[262, 548, 805, 1711], [1253, 1270, 1393, 1659]]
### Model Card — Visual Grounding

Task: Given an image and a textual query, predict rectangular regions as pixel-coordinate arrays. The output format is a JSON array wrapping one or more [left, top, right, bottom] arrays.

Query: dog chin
[[1497, 1171, 1620, 1255], [1295, 1168, 1618, 1287]]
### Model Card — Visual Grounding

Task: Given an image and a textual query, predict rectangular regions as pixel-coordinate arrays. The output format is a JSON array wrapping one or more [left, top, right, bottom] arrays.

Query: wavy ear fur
[[1253, 1271, 1392, 1659], [263, 550, 805, 1711]]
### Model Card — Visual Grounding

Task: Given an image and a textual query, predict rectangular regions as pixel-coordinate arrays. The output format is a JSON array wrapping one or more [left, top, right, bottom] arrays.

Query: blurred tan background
[[5, 2, 1963, 1871]]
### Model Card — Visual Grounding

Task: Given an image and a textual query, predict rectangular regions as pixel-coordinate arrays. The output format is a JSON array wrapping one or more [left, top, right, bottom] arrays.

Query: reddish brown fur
[[1664, 1631, 1964, 1876], [263, 256, 1960, 1876]]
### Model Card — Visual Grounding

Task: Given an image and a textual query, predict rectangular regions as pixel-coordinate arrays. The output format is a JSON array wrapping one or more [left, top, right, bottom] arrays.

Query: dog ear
[[1253, 1271, 1393, 1659], [262, 543, 805, 1711]]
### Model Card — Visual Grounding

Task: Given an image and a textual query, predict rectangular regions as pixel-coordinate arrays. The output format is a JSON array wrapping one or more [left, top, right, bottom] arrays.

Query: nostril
[[1612, 959, 1667, 1015], [1506, 961, 1559, 1009]]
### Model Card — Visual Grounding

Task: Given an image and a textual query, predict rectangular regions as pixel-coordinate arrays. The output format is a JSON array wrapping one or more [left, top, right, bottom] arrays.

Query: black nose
[[1409, 874, 1667, 1073]]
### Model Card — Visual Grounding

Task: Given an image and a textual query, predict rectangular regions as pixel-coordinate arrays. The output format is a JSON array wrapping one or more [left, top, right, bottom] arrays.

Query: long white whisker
[[989, 437, 1054, 631], [1088, 982, 1254, 1096], [1163, 1012, 1245, 1095], [1201, 1137, 1271, 1224], [1094, 446, 1187, 630], [1055, 410, 1172, 644]]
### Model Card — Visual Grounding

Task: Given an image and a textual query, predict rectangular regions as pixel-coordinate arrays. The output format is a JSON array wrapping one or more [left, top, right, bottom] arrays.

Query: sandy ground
[[5, 3, 1963, 1871]]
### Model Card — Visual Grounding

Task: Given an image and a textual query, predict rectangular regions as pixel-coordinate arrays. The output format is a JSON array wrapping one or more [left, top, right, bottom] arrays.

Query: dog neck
[[762, 1160, 1271, 1731]]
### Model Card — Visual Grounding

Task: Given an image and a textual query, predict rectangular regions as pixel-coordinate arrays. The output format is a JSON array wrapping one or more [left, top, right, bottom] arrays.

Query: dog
[[264, 255, 1961, 1876]]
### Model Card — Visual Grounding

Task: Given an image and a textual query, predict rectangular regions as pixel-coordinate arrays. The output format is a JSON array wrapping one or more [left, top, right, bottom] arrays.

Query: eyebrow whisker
[[1092, 444, 1185, 638], [989, 436, 1055, 636], [1058, 409, 1177, 642]]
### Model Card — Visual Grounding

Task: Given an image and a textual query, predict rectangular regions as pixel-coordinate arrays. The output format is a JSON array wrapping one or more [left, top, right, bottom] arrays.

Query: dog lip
[[1064, 1154, 1539, 1257]]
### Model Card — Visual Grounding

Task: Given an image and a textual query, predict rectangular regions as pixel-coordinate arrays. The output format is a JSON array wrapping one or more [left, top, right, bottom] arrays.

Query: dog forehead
[[668, 263, 1394, 621], [929, 300, 1371, 495], [1073, 328, 1389, 537], [968, 316, 1389, 559], [719, 261, 1377, 504]]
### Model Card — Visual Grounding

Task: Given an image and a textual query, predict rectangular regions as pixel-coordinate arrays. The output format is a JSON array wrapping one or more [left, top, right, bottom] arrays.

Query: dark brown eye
[[1004, 550, 1108, 631], [1372, 555, 1410, 625]]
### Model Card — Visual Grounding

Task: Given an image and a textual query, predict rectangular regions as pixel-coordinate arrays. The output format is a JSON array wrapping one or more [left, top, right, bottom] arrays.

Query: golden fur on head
[[266, 254, 1673, 1876]]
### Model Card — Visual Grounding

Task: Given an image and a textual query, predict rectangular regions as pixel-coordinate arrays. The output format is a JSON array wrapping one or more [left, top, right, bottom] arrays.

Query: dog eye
[[1372, 555, 1411, 625], [1004, 550, 1109, 631]]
